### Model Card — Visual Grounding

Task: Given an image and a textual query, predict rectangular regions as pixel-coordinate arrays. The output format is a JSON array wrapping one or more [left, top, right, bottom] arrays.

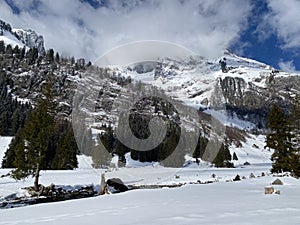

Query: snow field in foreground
[[0, 165, 300, 225]]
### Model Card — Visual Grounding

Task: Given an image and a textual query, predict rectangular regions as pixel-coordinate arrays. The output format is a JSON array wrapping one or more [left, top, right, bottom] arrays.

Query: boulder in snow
[[106, 178, 128, 193], [272, 178, 283, 185]]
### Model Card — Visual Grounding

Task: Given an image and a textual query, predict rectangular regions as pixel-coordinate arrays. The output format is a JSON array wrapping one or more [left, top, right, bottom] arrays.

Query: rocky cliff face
[[2, 38, 299, 133], [0, 19, 45, 55], [13, 29, 45, 55], [0, 20, 12, 34], [2, 19, 298, 133], [219, 72, 300, 128], [126, 51, 299, 130], [1, 21, 300, 165]]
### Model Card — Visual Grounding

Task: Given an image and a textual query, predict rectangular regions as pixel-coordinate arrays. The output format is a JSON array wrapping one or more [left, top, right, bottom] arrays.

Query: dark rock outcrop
[[106, 178, 129, 193], [219, 75, 300, 128]]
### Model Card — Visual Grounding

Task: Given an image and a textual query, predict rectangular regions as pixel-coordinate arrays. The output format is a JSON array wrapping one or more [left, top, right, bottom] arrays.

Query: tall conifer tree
[[266, 104, 297, 174], [11, 80, 56, 190]]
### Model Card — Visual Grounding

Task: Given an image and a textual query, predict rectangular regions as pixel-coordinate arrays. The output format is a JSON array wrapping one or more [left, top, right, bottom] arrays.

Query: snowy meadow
[[1, 163, 300, 225]]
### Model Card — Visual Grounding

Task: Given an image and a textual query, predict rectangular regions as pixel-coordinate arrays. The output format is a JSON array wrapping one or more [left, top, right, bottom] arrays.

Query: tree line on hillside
[[81, 121, 234, 169], [0, 43, 82, 190], [0, 75, 32, 136], [193, 135, 234, 167], [0, 40, 91, 72], [1, 39, 299, 191], [85, 93, 235, 168]]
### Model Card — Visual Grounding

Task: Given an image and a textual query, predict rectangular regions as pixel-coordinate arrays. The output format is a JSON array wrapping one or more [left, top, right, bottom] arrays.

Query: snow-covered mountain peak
[[107, 49, 299, 132], [12, 28, 45, 55], [0, 19, 45, 55], [221, 48, 270, 70]]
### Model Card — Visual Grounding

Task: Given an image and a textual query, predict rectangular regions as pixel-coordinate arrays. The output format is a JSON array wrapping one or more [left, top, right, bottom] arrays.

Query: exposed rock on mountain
[[0, 19, 45, 55], [1, 22, 299, 167], [13, 29, 45, 55]]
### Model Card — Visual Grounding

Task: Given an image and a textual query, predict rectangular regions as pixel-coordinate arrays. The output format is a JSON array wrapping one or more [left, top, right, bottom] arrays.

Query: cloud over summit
[[0, 0, 252, 61]]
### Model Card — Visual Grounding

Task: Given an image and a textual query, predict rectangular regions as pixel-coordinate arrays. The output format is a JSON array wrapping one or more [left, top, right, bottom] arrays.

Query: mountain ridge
[[0, 19, 45, 55], [1, 19, 299, 167]]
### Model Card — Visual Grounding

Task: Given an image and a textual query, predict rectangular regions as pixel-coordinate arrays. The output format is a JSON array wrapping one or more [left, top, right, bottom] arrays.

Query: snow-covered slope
[[0, 20, 45, 54], [69, 47, 300, 167], [0, 137, 13, 167], [1, 167, 300, 224], [12, 28, 45, 55], [0, 31, 25, 48], [229, 134, 272, 165], [124, 49, 299, 128]]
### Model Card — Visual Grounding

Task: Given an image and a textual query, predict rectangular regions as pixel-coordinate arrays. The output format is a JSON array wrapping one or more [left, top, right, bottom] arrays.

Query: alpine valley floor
[[0, 164, 300, 225]]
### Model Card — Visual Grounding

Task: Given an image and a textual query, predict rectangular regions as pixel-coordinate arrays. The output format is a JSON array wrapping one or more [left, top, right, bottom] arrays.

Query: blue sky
[[1, 0, 299, 72], [232, 0, 300, 72]]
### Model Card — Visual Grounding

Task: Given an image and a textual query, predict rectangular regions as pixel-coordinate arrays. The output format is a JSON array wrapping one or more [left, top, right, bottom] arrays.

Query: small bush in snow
[[249, 173, 255, 178]]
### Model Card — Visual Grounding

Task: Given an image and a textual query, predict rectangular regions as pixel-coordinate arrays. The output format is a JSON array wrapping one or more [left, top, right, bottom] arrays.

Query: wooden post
[[99, 173, 106, 195]]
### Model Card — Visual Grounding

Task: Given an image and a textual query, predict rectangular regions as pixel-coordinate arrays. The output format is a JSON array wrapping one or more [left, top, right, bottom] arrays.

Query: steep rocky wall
[[219, 74, 300, 128]]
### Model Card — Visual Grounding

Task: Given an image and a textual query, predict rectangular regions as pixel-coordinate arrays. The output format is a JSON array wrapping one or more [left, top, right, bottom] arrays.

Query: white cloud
[[278, 59, 296, 73], [264, 0, 300, 50], [0, 0, 252, 61]]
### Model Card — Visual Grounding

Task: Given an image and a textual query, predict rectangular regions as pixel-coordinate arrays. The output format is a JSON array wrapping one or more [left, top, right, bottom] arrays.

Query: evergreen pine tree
[[233, 152, 238, 161], [11, 80, 56, 190], [5, 44, 13, 56], [0, 40, 5, 53], [70, 56, 75, 65], [13, 45, 20, 57], [266, 104, 297, 174], [212, 143, 233, 167], [55, 52, 60, 63], [0, 111, 9, 135], [47, 49, 54, 62], [26, 47, 38, 65], [289, 96, 300, 151], [289, 97, 300, 177], [11, 108, 20, 134], [51, 119, 78, 169], [99, 124, 115, 152], [193, 136, 208, 159], [115, 141, 129, 163], [20, 46, 26, 60]]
